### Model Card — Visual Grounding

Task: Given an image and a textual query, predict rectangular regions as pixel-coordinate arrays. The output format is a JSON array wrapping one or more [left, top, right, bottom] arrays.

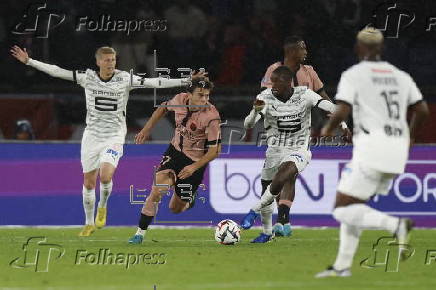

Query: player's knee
[[83, 182, 96, 190], [332, 206, 348, 222], [100, 175, 112, 184]]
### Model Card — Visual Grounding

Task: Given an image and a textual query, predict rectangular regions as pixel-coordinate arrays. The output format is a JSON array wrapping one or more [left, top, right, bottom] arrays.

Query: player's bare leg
[[128, 171, 175, 244], [79, 169, 99, 236], [95, 162, 116, 229], [169, 193, 189, 213]]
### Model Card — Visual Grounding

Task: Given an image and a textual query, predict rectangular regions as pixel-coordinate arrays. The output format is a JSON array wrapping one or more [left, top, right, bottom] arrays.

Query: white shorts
[[81, 130, 124, 173], [337, 161, 396, 200], [261, 148, 311, 181]]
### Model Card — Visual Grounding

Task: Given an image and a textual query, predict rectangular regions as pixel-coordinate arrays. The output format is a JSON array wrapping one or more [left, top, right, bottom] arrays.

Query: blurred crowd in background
[[0, 0, 435, 142]]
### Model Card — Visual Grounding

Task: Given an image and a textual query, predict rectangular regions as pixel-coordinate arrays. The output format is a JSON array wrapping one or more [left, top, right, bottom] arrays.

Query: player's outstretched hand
[[253, 99, 265, 112], [191, 70, 208, 80], [134, 129, 150, 144], [178, 164, 197, 179], [10, 46, 29, 64]]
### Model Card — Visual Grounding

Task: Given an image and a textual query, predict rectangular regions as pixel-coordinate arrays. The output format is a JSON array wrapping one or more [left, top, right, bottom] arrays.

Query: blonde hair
[[95, 46, 116, 59], [357, 27, 384, 44]]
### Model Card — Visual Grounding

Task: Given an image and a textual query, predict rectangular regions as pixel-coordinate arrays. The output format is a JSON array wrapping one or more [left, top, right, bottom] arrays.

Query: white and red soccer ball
[[214, 219, 241, 245]]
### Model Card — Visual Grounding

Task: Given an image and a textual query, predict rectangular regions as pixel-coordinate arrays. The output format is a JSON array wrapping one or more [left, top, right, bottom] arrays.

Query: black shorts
[[156, 144, 206, 204]]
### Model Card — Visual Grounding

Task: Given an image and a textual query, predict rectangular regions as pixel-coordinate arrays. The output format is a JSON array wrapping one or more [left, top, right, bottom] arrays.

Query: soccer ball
[[214, 219, 241, 245]]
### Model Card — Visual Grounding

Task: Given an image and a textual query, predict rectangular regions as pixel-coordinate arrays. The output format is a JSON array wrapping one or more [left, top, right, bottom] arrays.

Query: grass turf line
[[1, 228, 435, 290]]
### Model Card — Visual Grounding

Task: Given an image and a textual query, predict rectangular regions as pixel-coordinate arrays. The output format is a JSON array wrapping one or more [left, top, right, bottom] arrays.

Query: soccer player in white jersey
[[315, 28, 429, 277], [240, 65, 348, 243], [11, 45, 199, 236]]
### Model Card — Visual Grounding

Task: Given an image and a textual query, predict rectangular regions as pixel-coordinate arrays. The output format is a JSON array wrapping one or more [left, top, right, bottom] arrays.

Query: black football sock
[[277, 204, 290, 225], [138, 213, 154, 230]]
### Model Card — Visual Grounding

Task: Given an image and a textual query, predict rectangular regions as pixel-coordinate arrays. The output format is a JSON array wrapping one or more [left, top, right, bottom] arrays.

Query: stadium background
[[0, 0, 435, 226]]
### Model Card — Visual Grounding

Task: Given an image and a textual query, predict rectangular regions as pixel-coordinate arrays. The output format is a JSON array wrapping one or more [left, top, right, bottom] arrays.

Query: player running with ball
[[240, 65, 348, 243], [128, 78, 221, 244], [11, 45, 202, 236]]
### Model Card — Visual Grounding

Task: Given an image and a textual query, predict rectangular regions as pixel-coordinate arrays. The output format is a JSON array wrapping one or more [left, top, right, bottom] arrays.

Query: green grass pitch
[[1, 227, 435, 290]]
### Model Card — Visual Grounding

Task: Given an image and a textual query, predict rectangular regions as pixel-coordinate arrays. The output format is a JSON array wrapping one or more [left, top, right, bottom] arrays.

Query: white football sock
[[98, 180, 113, 208], [135, 227, 146, 237], [252, 185, 275, 213], [333, 223, 362, 270], [261, 201, 275, 235], [82, 185, 95, 225], [333, 204, 399, 233]]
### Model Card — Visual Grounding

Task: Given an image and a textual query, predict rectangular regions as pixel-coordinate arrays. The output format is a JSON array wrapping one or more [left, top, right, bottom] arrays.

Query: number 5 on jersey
[[95, 97, 118, 111]]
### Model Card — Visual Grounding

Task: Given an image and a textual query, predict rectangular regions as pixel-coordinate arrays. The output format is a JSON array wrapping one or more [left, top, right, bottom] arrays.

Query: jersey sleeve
[[161, 93, 184, 111], [73, 70, 88, 87], [407, 75, 423, 106], [335, 71, 356, 106], [305, 89, 336, 113], [256, 93, 268, 115], [27, 58, 75, 81], [308, 67, 324, 92], [129, 74, 189, 90], [205, 116, 222, 147], [305, 88, 323, 107]]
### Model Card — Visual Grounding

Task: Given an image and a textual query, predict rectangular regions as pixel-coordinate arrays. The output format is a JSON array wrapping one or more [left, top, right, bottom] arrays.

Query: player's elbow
[[243, 120, 254, 129], [413, 101, 430, 121]]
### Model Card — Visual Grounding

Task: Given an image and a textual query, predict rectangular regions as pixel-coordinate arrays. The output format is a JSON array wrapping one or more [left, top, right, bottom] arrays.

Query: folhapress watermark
[[12, 3, 65, 38], [76, 15, 167, 35], [75, 249, 166, 269], [9, 237, 65, 272], [360, 236, 415, 272], [12, 2, 167, 38], [370, 1, 436, 38]]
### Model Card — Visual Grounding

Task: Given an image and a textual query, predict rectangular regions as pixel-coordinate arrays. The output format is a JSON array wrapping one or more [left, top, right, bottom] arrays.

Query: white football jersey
[[336, 61, 423, 174], [256, 87, 325, 151], [75, 69, 145, 141]]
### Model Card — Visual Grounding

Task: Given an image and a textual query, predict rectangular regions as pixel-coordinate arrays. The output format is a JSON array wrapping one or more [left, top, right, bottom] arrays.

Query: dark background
[[0, 0, 435, 142]]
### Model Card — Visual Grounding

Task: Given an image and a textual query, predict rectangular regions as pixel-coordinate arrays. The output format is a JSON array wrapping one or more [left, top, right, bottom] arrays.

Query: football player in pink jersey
[[129, 78, 221, 244]]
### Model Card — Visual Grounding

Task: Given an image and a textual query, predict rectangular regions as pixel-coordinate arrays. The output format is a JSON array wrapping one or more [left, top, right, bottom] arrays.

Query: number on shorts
[[160, 155, 171, 166]]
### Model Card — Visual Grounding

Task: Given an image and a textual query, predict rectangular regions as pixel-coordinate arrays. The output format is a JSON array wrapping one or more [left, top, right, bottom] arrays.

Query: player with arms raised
[[11, 45, 201, 236], [316, 28, 429, 277], [128, 78, 221, 244], [240, 66, 348, 243]]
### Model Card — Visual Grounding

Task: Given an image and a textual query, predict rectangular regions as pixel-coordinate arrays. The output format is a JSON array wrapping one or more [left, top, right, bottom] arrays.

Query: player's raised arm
[[244, 98, 265, 129], [130, 70, 207, 90], [307, 89, 349, 136], [10, 45, 74, 81]]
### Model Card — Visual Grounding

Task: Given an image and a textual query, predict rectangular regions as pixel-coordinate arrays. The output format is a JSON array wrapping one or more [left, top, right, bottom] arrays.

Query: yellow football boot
[[78, 224, 96, 237], [95, 207, 107, 229]]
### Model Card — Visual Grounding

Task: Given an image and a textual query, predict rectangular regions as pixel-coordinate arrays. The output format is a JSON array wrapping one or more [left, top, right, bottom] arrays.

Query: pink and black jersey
[[163, 93, 221, 161], [261, 62, 324, 93]]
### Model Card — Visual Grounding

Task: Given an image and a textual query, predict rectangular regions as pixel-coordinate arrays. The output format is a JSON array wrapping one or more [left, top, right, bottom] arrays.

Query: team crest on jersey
[[290, 96, 301, 103], [190, 122, 197, 131]]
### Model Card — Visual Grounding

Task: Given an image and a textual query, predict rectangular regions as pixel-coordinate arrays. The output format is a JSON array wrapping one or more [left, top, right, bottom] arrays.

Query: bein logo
[[223, 163, 324, 201], [12, 3, 65, 39], [360, 236, 414, 272], [10, 237, 65, 272]]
